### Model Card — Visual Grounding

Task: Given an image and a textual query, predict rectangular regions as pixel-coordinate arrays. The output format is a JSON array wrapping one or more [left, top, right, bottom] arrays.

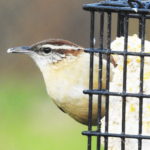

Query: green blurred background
[[0, 0, 100, 150], [1, 0, 150, 150]]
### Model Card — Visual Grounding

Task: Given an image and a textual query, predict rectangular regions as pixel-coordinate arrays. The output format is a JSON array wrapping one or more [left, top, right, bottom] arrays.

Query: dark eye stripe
[[43, 48, 52, 53]]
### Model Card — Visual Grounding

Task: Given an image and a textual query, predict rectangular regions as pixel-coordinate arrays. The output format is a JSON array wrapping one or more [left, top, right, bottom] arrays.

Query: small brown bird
[[7, 39, 115, 125]]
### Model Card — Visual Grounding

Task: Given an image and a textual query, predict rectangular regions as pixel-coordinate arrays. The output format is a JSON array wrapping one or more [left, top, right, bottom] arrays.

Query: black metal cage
[[82, 0, 150, 150]]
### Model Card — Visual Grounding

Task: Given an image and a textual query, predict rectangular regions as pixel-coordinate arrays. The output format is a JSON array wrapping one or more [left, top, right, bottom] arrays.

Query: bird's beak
[[7, 46, 33, 54]]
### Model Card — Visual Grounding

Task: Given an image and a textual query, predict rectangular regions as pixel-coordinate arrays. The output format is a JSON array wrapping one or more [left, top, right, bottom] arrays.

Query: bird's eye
[[43, 47, 52, 54]]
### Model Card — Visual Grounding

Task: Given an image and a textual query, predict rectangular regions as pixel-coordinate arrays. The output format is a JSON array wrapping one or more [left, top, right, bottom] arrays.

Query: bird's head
[[7, 39, 84, 71]]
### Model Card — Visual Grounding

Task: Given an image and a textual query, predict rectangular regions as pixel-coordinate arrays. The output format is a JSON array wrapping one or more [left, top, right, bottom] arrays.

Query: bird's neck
[[39, 52, 89, 101]]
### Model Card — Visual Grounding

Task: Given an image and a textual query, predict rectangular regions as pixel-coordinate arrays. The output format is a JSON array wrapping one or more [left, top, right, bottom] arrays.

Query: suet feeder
[[82, 0, 150, 150]]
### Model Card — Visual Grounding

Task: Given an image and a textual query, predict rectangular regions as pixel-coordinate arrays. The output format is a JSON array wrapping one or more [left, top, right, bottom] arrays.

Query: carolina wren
[[7, 39, 115, 125]]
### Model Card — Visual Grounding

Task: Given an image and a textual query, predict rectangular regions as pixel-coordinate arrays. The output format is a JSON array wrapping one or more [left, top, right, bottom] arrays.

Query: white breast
[[38, 52, 113, 124]]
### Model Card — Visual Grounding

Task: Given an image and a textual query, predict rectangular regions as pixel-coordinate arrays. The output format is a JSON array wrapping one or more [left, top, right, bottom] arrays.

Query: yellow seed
[[129, 87, 132, 92], [127, 58, 131, 64], [118, 65, 123, 71], [147, 104, 150, 111], [130, 104, 136, 112], [128, 45, 131, 49], [144, 121, 150, 130], [137, 45, 141, 49], [144, 72, 150, 80], [136, 57, 141, 63]]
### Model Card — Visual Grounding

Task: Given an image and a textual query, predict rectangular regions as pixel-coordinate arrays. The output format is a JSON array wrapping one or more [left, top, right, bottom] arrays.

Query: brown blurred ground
[[1, 0, 150, 78]]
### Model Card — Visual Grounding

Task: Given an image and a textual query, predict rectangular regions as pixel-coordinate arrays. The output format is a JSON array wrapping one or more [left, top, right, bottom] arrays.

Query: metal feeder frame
[[82, 0, 150, 150]]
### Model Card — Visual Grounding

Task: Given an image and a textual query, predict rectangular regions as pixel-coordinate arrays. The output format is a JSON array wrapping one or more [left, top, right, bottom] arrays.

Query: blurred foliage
[[0, 77, 89, 150], [0, 0, 100, 149], [1, 0, 150, 149]]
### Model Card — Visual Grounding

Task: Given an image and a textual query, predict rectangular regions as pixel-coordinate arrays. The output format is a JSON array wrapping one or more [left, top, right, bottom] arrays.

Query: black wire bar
[[83, 90, 150, 98], [82, 131, 150, 139], [96, 12, 104, 150], [138, 14, 146, 150], [103, 12, 112, 150], [83, 2, 150, 14], [87, 11, 95, 150], [117, 13, 125, 37], [121, 13, 129, 150], [84, 48, 150, 57]]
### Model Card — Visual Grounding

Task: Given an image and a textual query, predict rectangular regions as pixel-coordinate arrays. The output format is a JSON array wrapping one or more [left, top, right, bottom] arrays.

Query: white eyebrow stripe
[[41, 44, 83, 50]]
